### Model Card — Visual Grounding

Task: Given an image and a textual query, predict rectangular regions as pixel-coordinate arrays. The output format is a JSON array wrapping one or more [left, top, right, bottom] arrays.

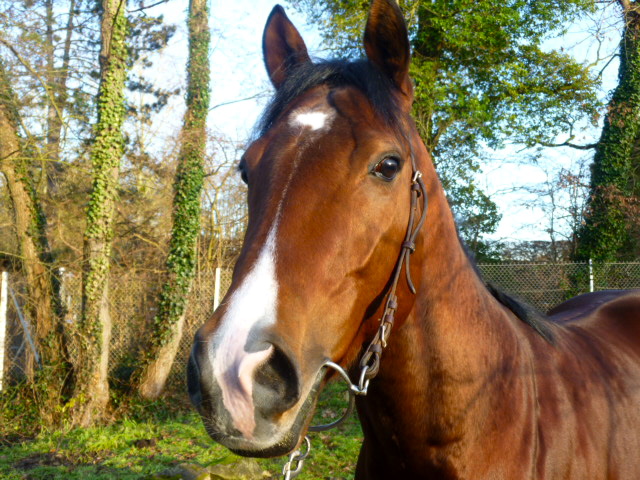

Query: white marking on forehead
[[290, 109, 334, 131], [212, 223, 278, 438]]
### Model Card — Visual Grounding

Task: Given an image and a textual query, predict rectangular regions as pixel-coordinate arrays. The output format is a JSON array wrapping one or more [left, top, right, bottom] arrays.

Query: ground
[[0, 383, 361, 480]]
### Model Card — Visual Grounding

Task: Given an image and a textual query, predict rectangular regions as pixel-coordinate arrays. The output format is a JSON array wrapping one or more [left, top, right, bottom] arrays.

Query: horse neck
[[363, 137, 532, 452]]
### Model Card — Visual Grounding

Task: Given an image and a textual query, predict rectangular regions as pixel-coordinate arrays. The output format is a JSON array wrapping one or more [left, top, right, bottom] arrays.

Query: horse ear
[[363, 0, 412, 101], [263, 5, 311, 89]]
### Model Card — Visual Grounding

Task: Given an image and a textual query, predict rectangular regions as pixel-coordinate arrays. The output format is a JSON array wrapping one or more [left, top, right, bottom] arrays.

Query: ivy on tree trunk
[[576, 2, 640, 262], [137, 0, 211, 399], [0, 58, 69, 424], [72, 0, 128, 427]]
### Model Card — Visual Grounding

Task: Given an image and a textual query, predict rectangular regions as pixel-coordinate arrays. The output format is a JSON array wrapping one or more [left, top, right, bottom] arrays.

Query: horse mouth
[[198, 365, 326, 458]]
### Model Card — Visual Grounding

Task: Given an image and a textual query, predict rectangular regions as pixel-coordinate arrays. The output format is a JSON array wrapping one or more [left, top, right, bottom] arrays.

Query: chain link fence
[[479, 262, 640, 312], [3, 262, 640, 391]]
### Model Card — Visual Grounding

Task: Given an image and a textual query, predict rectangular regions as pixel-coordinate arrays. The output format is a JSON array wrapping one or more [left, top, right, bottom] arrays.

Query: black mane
[[465, 245, 554, 343], [486, 283, 555, 343], [257, 59, 402, 136]]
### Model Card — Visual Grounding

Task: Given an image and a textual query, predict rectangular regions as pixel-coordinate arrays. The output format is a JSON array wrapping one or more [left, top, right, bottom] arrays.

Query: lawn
[[0, 383, 362, 479]]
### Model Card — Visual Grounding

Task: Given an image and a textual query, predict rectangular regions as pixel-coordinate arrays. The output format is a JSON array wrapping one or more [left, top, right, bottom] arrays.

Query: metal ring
[[358, 365, 370, 395], [308, 361, 357, 432]]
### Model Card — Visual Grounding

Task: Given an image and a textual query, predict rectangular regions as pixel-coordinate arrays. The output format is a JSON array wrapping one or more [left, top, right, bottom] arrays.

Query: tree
[[201, 137, 248, 270], [576, 1, 640, 261], [288, 0, 600, 253], [71, 0, 129, 426], [521, 158, 590, 261], [0, 58, 69, 421], [137, 0, 211, 399], [0, 0, 177, 271]]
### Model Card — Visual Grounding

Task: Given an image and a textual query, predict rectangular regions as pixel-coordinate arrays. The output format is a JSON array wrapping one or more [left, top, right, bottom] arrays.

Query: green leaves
[[140, 0, 211, 364], [288, 0, 599, 254], [577, 9, 640, 262]]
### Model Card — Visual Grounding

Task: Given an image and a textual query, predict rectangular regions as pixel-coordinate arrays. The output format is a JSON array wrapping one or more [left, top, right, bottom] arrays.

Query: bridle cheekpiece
[[282, 143, 428, 479]]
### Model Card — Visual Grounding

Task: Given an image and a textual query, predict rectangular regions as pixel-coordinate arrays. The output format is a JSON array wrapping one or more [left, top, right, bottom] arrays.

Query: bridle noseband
[[282, 142, 428, 479]]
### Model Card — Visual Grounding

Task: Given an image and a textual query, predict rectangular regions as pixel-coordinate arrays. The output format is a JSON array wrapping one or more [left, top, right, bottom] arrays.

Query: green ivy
[[576, 10, 640, 262], [76, 1, 129, 398], [143, 0, 210, 356]]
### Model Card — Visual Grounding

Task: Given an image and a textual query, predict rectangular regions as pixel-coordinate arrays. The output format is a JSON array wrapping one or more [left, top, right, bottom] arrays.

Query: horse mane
[[257, 59, 403, 136], [464, 245, 555, 343], [486, 283, 555, 343]]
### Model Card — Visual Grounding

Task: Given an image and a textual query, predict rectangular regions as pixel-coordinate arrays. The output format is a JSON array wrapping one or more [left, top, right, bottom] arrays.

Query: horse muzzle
[[187, 327, 322, 457]]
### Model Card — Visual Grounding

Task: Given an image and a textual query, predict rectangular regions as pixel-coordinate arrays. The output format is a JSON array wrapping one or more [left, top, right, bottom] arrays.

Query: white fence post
[[0, 272, 8, 391], [214, 267, 221, 311], [9, 285, 40, 367], [589, 258, 594, 293]]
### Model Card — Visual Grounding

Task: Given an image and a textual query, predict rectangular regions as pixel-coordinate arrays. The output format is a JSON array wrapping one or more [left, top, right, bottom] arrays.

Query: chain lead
[[282, 436, 311, 480]]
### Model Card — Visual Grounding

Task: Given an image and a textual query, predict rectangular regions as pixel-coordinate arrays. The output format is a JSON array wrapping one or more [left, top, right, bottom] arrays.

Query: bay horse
[[187, 0, 640, 477]]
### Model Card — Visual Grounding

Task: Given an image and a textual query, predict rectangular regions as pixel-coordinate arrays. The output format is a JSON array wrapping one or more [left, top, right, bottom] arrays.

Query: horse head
[[187, 0, 431, 457]]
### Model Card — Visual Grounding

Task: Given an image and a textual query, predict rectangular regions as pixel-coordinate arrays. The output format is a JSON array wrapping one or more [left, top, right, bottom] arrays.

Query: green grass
[[0, 383, 362, 479]]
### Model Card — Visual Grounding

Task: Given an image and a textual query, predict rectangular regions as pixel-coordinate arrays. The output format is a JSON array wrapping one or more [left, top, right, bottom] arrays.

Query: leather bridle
[[282, 139, 428, 479]]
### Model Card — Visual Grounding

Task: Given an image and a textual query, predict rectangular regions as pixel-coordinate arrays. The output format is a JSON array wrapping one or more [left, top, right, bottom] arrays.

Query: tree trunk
[[137, 0, 210, 399], [44, 0, 76, 194], [71, 0, 128, 427], [576, 1, 640, 261], [0, 57, 68, 376]]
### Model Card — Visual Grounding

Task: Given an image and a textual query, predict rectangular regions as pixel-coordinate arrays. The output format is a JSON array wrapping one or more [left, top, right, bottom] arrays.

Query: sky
[[141, 0, 318, 143], [140, 0, 622, 245]]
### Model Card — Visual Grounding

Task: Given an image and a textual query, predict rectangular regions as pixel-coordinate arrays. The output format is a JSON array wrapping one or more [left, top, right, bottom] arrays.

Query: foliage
[[74, 0, 130, 425], [149, 0, 210, 349], [0, 0, 243, 422], [0, 56, 70, 421], [0, 383, 362, 480], [576, 3, 640, 261], [0, 0, 178, 268], [288, 0, 601, 253], [136, 0, 212, 398]]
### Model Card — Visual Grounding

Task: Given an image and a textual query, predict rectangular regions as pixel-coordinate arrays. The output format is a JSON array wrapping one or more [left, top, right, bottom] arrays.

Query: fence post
[[214, 267, 221, 311], [0, 272, 8, 391], [9, 285, 40, 367], [589, 258, 594, 293]]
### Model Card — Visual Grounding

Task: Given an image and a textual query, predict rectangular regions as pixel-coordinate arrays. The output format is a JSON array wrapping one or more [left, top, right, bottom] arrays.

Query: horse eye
[[373, 157, 401, 181], [238, 162, 248, 184]]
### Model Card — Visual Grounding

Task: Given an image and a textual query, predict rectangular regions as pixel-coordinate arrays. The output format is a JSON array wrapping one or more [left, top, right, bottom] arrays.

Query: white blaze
[[290, 110, 332, 131], [212, 225, 278, 438]]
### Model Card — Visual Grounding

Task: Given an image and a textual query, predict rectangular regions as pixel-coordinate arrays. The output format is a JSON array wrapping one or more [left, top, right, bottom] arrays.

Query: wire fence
[[2, 262, 640, 392]]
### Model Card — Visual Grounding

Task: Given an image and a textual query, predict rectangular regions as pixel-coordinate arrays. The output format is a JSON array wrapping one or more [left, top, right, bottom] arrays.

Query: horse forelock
[[255, 59, 405, 139]]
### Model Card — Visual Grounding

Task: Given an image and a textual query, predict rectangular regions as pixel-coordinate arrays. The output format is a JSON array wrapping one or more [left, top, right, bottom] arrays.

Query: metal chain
[[282, 436, 311, 480]]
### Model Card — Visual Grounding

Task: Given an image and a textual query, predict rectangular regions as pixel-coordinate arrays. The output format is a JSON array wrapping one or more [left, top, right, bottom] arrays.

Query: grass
[[0, 382, 363, 479]]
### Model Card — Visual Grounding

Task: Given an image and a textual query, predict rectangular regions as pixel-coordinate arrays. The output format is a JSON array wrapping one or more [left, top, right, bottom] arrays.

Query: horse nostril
[[187, 350, 202, 408], [253, 345, 300, 416]]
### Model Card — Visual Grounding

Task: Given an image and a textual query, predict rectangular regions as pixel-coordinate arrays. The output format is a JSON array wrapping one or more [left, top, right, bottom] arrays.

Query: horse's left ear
[[263, 5, 311, 89], [363, 0, 413, 103]]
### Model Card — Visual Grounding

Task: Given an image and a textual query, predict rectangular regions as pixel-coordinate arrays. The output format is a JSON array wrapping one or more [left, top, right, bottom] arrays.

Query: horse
[[187, 0, 640, 477]]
